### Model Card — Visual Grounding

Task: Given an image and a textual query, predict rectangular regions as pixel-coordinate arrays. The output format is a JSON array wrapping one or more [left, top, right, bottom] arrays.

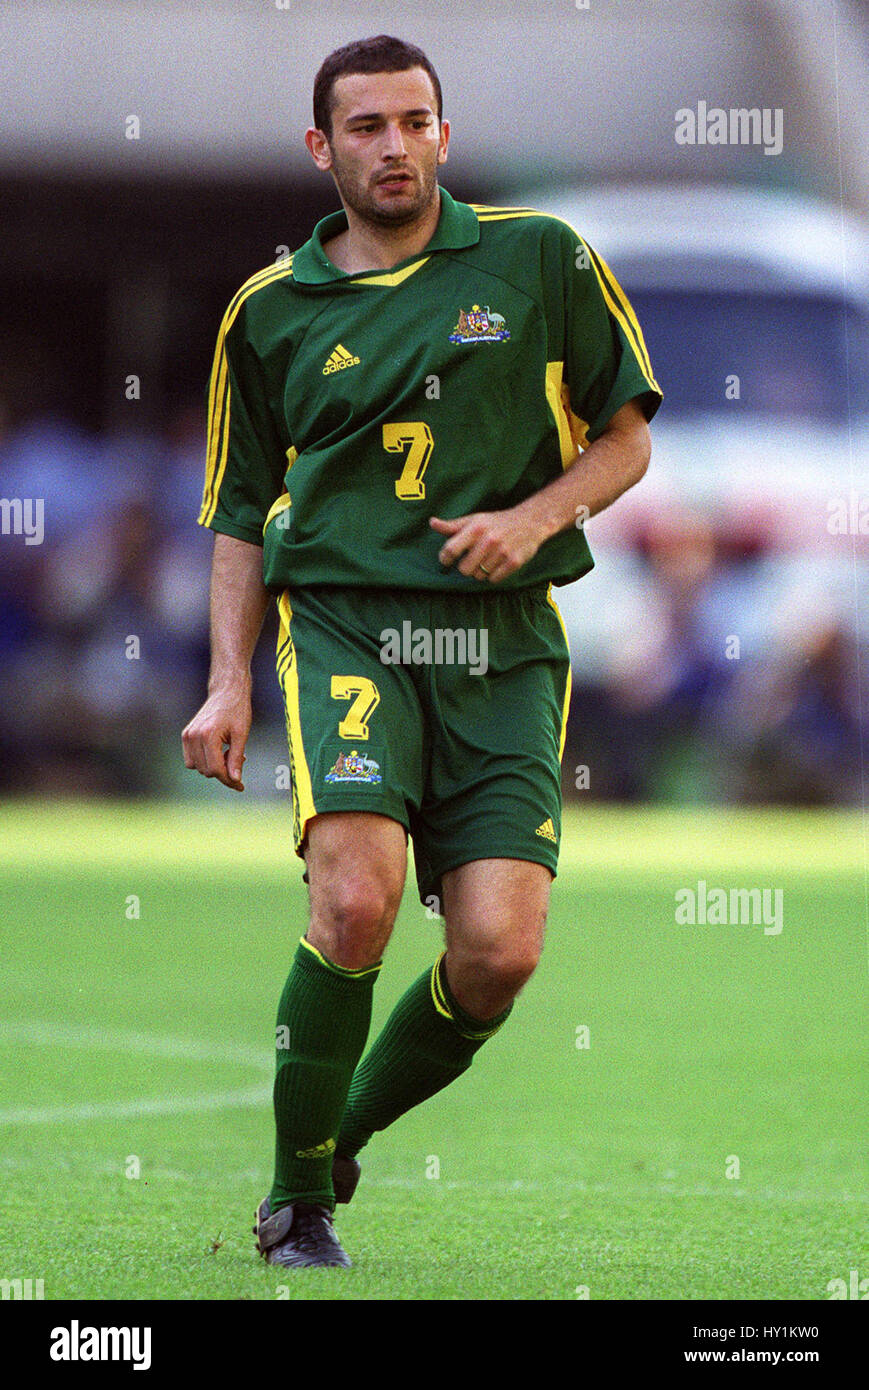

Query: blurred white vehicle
[[515, 184, 869, 677]]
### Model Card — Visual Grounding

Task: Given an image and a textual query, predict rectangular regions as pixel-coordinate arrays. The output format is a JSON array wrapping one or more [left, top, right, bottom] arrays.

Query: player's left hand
[[430, 507, 548, 583]]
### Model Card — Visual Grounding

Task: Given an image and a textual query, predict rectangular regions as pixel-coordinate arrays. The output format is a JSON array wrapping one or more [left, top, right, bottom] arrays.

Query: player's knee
[[470, 939, 542, 998], [309, 878, 400, 970]]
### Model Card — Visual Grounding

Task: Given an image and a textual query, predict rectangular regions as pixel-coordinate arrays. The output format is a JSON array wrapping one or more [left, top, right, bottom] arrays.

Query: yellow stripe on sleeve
[[470, 201, 660, 398], [577, 238, 660, 396], [199, 258, 295, 528], [584, 243, 660, 392]]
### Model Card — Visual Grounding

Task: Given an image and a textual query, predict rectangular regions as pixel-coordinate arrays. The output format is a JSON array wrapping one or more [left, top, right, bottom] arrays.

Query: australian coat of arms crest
[[325, 750, 382, 785], [449, 303, 511, 345]]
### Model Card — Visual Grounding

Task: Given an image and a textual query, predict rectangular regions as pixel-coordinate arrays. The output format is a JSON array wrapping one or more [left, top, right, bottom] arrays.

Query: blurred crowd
[[0, 404, 283, 797], [0, 407, 864, 804], [561, 507, 865, 806]]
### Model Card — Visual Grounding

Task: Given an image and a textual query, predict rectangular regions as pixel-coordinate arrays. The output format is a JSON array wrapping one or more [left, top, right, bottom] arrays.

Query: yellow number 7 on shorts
[[383, 421, 434, 500], [330, 676, 381, 740]]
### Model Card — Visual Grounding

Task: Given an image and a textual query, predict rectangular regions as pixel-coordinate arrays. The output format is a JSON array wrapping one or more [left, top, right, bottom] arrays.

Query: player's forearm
[[516, 400, 651, 542], [206, 532, 271, 692]]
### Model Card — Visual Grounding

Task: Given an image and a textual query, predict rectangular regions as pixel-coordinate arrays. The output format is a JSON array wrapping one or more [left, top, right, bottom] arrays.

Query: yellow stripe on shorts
[[276, 590, 317, 848], [546, 585, 572, 762]]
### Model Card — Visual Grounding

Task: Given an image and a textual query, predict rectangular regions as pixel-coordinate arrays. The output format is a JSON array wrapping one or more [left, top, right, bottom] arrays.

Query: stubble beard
[[330, 148, 440, 229]]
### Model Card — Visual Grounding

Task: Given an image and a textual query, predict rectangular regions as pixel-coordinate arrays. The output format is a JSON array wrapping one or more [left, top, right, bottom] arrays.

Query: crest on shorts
[[449, 302, 511, 344], [324, 750, 382, 784]]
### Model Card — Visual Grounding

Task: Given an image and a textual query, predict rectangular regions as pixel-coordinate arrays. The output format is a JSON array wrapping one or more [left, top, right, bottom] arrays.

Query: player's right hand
[[181, 685, 252, 792]]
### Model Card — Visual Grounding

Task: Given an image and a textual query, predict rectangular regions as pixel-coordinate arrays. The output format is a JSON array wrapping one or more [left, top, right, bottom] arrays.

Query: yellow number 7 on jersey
[[383, 421, 434, 500]]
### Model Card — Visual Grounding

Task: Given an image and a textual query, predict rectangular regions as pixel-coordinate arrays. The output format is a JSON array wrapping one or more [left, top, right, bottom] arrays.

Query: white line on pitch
[[0, 1019, 273, 1126], [0, 1084, 272, 1125]]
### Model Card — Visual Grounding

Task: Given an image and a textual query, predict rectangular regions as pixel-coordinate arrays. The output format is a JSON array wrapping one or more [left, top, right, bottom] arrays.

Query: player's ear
[[305, 127, 333, 171], [437, 118, 450, 165]]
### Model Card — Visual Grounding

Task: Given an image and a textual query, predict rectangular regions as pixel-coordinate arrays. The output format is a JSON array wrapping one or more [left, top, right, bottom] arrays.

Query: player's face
[[311, 68, 449, 227]]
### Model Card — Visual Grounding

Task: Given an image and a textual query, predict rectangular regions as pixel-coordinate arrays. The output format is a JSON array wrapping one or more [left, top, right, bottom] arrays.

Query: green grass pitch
[[0, 800, 864, 1301]]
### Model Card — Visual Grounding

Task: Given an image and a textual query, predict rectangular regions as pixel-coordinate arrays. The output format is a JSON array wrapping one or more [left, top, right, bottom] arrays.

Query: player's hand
[[430, 506, 548, 583], [181, 682, 252, 792]]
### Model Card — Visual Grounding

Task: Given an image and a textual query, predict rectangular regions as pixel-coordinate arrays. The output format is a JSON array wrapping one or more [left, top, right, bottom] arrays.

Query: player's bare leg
[[333, 858, 549, 1183], [440, 858, 551, 1019], [256, 812, 406, 1267], [304, 811, 407, 969]]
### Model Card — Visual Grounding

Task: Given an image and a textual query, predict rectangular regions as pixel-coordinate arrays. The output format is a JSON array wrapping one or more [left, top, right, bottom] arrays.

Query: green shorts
[[275, 584, 571, 906]]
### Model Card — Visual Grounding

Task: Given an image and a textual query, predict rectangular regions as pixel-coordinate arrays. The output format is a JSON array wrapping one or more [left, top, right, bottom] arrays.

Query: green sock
[[336, 952, 512, 1159], [270, 937, 380, 1211]]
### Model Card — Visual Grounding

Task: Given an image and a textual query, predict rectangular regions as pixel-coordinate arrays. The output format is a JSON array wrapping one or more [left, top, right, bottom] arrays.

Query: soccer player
[[183, 34, 661, 1269]]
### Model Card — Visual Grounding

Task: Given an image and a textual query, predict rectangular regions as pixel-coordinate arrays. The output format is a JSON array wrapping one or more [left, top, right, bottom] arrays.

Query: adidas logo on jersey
[[323, 343, 361, 375], [535, 818, 557, 843]]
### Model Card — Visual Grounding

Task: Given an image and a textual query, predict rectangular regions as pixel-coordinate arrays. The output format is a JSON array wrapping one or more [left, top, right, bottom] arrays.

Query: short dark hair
[[313, 35, 443, 140]]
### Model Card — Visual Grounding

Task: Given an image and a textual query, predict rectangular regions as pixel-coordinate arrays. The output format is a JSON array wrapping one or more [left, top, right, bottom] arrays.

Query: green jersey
[[198, 187, 661, 591]]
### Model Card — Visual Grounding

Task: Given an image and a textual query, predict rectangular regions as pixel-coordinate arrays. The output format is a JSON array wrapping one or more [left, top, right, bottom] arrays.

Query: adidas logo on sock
[[295, 1137, 337, 1159], [323, 343, 361, 375]]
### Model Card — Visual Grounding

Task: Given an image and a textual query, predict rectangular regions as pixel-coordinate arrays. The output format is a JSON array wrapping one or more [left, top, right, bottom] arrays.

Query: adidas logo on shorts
[[535, 818, 557, 843]]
